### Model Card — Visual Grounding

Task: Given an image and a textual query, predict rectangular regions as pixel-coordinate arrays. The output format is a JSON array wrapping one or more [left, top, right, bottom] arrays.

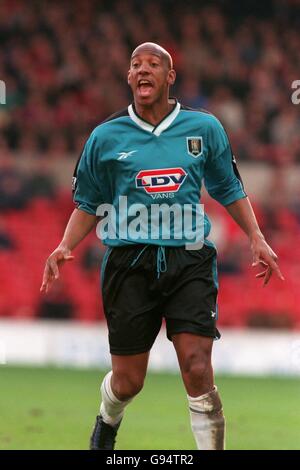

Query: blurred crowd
[[1, 0, 300, 326], [0, 0, 300, 162]]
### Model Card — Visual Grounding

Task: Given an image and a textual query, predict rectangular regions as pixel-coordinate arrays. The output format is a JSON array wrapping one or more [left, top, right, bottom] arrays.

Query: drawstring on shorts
[[130, 245, 168, 279], [156, 246, 167, 279]]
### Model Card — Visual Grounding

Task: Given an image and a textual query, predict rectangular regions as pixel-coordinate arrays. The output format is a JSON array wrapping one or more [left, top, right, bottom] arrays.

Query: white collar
[[128, 99, 181, 136]]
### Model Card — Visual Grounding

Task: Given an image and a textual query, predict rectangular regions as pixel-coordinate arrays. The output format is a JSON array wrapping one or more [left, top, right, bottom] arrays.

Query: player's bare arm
[[225, 197, 284, 286], [40, 208, 99, 293]]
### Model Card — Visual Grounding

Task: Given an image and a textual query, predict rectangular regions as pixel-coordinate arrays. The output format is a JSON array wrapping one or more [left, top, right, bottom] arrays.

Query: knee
[[180, 352, 211, 381], [112, 372, 144, 401]]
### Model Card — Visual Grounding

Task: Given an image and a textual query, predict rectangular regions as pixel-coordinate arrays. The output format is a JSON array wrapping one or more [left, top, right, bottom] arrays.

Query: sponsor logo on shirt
[[135, 168, 187, 194]]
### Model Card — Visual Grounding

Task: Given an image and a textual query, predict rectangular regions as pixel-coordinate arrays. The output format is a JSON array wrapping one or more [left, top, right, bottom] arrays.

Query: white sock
[[99, 371, 133, 427], [188, 386, 225, 450]]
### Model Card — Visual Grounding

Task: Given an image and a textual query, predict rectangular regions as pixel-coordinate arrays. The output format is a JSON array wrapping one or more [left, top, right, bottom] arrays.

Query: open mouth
[[138, 79, 154, 97]]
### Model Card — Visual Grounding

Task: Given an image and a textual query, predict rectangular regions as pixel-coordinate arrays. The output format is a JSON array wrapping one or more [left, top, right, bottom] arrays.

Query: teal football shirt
[[73, 99, 246, 247]]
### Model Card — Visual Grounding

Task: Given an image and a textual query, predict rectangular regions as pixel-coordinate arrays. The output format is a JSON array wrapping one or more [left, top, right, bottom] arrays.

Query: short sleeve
[[72, 131, 104, 215], [204, 117, 246, 206]]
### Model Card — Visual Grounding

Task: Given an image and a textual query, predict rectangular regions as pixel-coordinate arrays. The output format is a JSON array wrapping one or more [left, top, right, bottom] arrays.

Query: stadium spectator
[[37, 281, 75, 320], [0, 154, 30, 210], [81, 242, 105, 273], [0, 217, 15, 250], [25, 160, 57, 199]]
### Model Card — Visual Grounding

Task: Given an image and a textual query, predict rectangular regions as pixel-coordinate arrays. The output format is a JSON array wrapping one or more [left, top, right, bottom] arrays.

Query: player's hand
[[251, 235, 284, 286], [40, 246, 74, 293]]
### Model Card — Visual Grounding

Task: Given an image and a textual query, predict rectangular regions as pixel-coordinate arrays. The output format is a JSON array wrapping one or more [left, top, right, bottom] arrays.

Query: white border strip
[[1, 320, 300, 375]]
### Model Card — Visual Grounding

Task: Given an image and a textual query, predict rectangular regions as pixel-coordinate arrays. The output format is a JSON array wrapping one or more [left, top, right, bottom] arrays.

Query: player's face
[[128, 53, 175, 105]]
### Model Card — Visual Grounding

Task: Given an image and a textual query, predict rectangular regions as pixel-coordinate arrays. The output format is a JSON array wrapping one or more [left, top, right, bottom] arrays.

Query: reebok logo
[[117, 150, 137, 160]]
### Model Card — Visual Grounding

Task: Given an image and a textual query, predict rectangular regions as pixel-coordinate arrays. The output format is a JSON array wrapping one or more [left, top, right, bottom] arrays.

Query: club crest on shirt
[[186, 136, 203, 158]]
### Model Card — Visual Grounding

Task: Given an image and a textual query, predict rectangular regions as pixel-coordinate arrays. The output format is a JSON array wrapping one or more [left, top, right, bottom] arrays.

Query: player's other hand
[[251, 234, 284, 286], [40, 246, 74, 293]]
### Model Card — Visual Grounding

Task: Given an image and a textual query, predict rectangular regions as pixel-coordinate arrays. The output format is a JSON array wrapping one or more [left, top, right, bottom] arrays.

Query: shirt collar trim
[[128, 98, 180, 136]]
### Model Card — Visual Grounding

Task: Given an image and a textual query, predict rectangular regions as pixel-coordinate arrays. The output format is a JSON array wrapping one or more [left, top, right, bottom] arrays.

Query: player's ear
[[127, 70, 131, 85], [167, 69, 176, 86]]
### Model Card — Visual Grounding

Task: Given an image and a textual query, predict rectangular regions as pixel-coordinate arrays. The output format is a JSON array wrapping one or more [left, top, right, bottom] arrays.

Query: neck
[[134, 97, 175, 126]]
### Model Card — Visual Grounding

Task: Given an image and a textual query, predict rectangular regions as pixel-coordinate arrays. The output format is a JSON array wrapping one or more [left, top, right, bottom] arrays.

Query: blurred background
[[0, 0, 300, 449], [1, 0, 300, 330]]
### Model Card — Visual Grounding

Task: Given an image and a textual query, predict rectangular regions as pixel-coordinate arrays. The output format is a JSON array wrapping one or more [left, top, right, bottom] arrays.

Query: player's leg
[[101, 352, 150, 423], [111, 352, 150, 400], [172, 333, 214, 396], [163, 244, 225, 450], [90, 352, 149, 450], [172, 333, 225, 450], [91, 245, 162, 450]]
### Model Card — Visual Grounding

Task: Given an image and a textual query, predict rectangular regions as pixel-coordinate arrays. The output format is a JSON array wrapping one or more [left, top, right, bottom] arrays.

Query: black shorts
[[101, 243, 220, 355]]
